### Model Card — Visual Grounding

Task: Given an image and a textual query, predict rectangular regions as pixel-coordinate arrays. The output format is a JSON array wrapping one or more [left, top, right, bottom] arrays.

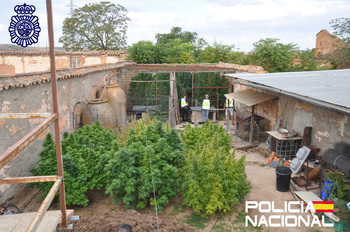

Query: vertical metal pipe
[[46, 0, 67, 228], [194, 99, 197, 125], [156, 72, 158, 106], [216, 88, 219, 110], [250, 105, 255, 144], [169, 72, 175, 128], [225, 109, 228, 134], [191, 72, 194, 106]]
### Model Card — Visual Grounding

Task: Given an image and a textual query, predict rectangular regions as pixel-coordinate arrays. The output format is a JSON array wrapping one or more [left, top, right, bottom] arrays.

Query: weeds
[[232, 210, 263, 231], [169, 205, 185, 216], [185, 212, 209, 229], [212, 221, 231, 232]]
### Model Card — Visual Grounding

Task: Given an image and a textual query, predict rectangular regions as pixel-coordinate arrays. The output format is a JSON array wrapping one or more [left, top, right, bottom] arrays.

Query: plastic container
[[319, 181, 336, 200], [324, 216, 350, 232], [276, 166, 292, 192]]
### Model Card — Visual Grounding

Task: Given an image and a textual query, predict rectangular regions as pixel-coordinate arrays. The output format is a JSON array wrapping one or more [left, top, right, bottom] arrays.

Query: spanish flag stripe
[[313, 204, 334, 210], [312, 201, 333, 204], [312, 201, 334, 213], [316, 210, 334, 213]]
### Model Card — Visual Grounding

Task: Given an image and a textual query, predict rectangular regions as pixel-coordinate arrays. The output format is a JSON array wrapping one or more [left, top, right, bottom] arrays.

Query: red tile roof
[[0, 61, 134, 91]]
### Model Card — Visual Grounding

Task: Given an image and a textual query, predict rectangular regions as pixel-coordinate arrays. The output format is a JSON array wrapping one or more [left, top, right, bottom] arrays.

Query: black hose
[[72, 101, 95, 131], [210, 217, 219, 232]]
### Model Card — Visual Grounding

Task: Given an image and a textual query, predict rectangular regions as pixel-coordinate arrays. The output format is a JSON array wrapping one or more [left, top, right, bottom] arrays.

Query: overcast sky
[[0, 0, 349, 51]]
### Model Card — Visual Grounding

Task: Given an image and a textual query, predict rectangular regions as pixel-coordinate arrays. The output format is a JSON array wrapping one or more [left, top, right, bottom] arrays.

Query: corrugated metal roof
[[226, 69, 350, 109], [224, 89, 278, 107]]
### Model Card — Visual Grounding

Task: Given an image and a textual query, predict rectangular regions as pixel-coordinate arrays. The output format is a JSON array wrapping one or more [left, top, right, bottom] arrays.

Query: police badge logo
[[8, 3, 41, 48]]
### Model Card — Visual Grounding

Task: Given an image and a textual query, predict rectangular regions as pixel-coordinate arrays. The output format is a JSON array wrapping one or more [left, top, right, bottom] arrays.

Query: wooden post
[[250, 105, 255, 144], [0, 114, 57, 169], [0, 176, 58, 184], [26, 179, 62, 232]]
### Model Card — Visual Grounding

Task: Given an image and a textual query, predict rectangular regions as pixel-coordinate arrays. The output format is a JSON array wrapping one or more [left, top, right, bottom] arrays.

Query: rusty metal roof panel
[[224, 89, 278, 107], [226, 69, 350, 109]]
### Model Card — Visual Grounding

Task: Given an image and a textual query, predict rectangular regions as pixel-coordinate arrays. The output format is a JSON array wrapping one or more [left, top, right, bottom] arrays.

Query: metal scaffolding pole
[[0, 2, 69, 230], [46, 0, 67, 228]]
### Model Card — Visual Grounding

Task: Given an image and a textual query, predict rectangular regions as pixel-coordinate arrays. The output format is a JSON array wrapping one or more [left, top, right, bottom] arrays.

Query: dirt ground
[[15, 122, 335, 232]]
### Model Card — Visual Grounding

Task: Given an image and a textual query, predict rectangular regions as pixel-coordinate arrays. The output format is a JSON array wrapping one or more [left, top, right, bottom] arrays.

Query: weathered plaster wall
[[106, 56, 120, 64], [0, 70, 110, 199], [81, 56, 103, 67], [23, 56, 51, 73], [234, 85, 350, 153], [0, 51, 127, 75], [0, 56, 23, 74], [0, 55, 67, 74], [55, 56, 70, 69], [280, 96, 350, 150]]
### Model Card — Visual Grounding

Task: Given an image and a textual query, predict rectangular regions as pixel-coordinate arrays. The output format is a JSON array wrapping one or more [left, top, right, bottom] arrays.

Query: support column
[[191, 72, 194, 106], [249, 105, 255, 144], [169, 72, 175, 127]]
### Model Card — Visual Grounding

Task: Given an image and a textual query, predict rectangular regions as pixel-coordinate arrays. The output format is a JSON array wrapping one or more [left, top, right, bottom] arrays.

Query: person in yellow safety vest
[[181, 94, 189, 123], [224, 98, 235, 125], [202, 94, 210, 122]]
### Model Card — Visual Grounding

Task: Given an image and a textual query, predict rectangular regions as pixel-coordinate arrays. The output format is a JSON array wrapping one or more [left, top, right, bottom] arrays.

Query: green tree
[[293, 49, 320, 71], [155, 26, 199, 45], [155, 26, 206, 63], [197, 42, 245, 64], [158, 39, 195, 63], [330, 18, 350, 43], [249, 38, 297, 72], [329, 18, 350, 67], [128, 26, 212, 64], [128, 39, 195, 64], [59, 1, 130, 51], [127, 41, 158, 64]]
